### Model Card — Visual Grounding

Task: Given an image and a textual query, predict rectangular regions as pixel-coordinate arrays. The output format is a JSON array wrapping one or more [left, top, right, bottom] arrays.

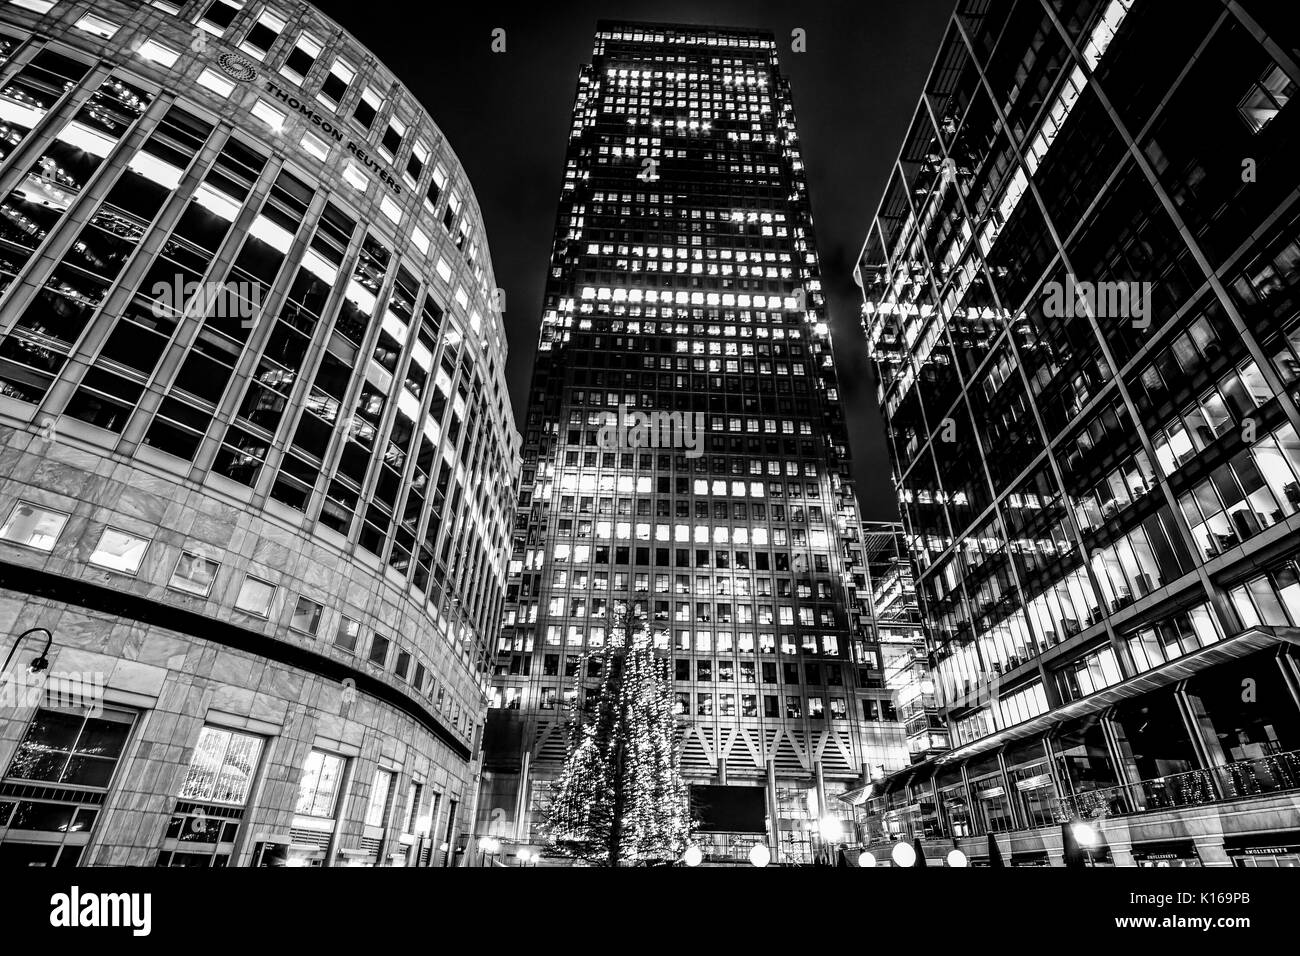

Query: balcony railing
[[1055, 749, 1300, 822]]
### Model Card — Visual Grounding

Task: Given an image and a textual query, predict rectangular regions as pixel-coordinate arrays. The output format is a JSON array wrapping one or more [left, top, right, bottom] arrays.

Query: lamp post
[[2, 627, 52, 680], [818, 815, 842, 867]]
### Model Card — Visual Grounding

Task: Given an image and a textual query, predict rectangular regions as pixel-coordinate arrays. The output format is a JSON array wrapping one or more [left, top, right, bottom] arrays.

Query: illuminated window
[[290, 596, 323, 636], [88, 528, 149, 574], [342, 162, 367, 190], [281, 33, 322, 83], [1239, 64, 1294, 134], [0, 501, 68, 551], [196, 67, 233, 96], [300, 130, 329, 160], [240, 11, 285, 58], [197, 0, 243, 36], [319, 58, 354, 108], [234, 575, 276, 617], [169, 551, 219, 596], [139, 39, 181, 67], [353, 85, 381, 129], [296, 749, 346, 818], [179, 726, 263, 805], [250, 99, 285, 132]]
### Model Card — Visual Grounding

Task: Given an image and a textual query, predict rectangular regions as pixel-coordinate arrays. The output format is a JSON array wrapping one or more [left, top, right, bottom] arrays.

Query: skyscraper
[[481, 20, 905, 865], [857, 0, 1300, 866], [0, 0, 517, 866]]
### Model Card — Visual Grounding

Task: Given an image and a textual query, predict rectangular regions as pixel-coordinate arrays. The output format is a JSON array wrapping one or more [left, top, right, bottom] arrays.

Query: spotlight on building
[[749, 844, 771, 868], [946, 849, 968, 868], [891, 841, 917, 867], [1072, 822, 1098, 847], [682, 845, 703, 867]]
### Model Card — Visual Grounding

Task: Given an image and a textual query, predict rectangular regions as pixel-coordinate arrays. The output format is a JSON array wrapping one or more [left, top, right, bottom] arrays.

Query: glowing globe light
[[1072, 822, 1098, 846], [859, 851, 877, 867], [891, 841, 917, 868], [683, 845, 703, 867], [946, 849, 968, 868], [749, 844, 771, 868]]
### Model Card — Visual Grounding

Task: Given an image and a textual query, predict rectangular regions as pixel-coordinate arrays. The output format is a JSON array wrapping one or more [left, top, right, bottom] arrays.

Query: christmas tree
[[545, 604, 691, 866]]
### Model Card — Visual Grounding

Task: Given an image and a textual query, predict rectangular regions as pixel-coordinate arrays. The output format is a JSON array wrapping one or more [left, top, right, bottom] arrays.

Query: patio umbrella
[[987, 832, 1005, 868], [913, 837, 928, 867]]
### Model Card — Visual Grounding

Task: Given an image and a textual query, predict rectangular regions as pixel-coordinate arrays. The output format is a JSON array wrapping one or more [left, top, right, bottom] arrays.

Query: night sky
[[310, 0, 955, 520]]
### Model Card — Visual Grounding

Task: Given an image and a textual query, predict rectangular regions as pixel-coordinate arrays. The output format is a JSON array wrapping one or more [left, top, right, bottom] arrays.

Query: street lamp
[[858, 851, 877, 867], [818, 815, 842, 867], [479, 836, 500, 867], [682, 845, 703, 867], [1072, 822, 1098, 847], [946, 849, 968, 868], [2, 627, 52, 680], [749, 843, 771, 868], [891, 841, 917, 867]]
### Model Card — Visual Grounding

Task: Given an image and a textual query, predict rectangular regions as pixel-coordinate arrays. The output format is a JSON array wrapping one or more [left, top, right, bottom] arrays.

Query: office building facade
[[483, 21, 900, 865], [857, 0, 1300, 865], [0, 0, 517, 866]]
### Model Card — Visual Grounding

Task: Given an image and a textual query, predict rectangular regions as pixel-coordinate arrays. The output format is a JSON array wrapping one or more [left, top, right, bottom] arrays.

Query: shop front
[[1226, 833, 1300, 867]]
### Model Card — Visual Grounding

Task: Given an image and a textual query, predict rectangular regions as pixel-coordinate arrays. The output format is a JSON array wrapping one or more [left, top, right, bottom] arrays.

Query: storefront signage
[[214, 51, 403, 197], [1240, 845, 1300, 856]]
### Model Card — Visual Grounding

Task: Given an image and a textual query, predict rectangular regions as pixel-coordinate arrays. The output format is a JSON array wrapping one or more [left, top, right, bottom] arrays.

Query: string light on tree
[[544, 603, 691, 866]]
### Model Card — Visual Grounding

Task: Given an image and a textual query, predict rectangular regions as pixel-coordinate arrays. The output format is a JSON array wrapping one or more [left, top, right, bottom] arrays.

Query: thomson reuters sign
[[216, 51, 258, 82], [211, 50, 403, 196]]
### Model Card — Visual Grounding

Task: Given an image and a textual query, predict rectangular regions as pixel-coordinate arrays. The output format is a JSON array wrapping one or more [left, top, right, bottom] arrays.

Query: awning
[[836, 785, 873, 807]]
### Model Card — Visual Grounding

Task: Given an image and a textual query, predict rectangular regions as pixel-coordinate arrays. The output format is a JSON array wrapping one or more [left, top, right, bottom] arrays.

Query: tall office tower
[[482, 21, 895, 865], [0, 0, 517, 866], [857, 0, 1300, 866]]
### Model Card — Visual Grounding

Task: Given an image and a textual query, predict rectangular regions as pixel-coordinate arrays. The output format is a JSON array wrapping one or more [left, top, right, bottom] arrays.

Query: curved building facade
[[0, 0, 518, 866]]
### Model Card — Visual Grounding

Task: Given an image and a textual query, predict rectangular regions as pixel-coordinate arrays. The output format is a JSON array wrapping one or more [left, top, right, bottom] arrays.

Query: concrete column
[[1194, 837, 1233, 867], [996, 749, 1022, 830], [1109, 841, 1136, 867], [1176, 680, 1228, 769], [1275, 648, 1300, 716], [1100, 708, 1141, 811], [765, 759, 781, 865]]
